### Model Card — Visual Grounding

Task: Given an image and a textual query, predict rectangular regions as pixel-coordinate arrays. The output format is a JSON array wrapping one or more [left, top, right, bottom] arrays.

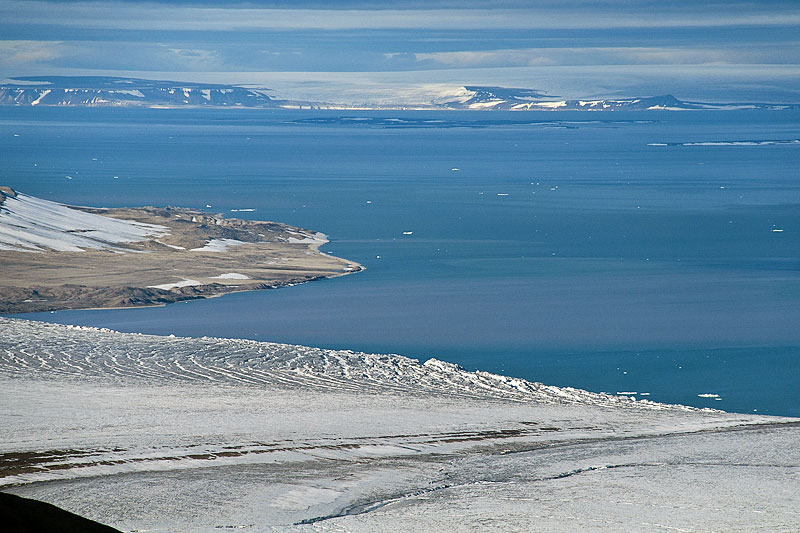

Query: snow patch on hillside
[[0, 192, 167, 252], [288, 231, 328, 244], [189, 238, 245, 252]]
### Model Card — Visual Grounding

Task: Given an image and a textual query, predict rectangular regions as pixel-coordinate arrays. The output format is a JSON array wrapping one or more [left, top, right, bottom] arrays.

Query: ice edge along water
[[0, 317, 709, 412], [0, 316, 743, 490]]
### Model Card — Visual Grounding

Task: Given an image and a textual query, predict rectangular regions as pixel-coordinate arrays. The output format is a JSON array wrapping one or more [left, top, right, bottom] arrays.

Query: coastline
[[0, 193, 364, 313], [1, 317, 798, 531]]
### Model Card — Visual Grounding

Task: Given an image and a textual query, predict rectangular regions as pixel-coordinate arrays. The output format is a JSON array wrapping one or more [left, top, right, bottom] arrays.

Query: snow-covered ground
[[287, 231, 328, 245], [1, 317, 797, 531], [0, 192, 167, 252], [189, 238, 246, 252]]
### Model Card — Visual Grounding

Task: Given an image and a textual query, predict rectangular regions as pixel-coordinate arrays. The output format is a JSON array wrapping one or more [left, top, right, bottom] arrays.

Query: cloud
[[165, 47, 221, 68], [414, 46, 800, 68], [0, 41, 63, 66], [2, 2, 799, 31]]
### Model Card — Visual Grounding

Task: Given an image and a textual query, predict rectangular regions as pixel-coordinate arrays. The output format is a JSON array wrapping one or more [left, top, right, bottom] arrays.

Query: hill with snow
[[2, 76, 797, 111], [0, 76, 279, 108]]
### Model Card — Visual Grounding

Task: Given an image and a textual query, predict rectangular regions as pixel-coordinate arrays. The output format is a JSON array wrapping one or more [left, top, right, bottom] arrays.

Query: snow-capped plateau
[[0, 76, 280, 108], [437, 88, 797, 111], [2, 77, 797, 110]]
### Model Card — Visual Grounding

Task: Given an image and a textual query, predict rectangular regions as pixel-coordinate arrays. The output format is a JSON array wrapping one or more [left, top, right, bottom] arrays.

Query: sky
[[1, 0, 799, 102]]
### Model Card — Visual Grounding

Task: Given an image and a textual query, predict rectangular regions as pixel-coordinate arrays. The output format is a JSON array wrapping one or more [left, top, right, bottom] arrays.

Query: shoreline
[[2, 265, 365, 314], [1, 316, 798, 531], [0, 192, 364, 314]]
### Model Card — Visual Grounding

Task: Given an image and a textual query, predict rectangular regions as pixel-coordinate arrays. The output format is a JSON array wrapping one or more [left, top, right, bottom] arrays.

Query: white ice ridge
[[0, 192, 167, 252], [0, 317, 703, 411]]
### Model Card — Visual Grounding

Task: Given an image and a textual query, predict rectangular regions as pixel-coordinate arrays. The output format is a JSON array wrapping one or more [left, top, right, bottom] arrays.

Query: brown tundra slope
[[0, 187, 362, 313]]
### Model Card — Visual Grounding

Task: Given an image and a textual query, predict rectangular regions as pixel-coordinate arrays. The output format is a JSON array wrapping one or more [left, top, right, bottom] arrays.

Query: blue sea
[[2, 107, 799, 416]]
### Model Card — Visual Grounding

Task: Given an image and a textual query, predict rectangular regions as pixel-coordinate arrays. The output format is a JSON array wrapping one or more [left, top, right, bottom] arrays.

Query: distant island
[[0, 187, 363, 313], [1, 76, 797, 111]]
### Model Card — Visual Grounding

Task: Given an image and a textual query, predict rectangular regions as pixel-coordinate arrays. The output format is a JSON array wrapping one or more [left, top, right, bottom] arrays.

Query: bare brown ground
[[0, 205, 362, 313]]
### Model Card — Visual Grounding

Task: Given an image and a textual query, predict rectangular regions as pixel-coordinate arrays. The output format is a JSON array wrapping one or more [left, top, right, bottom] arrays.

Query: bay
[[2, 107, 798, 415]]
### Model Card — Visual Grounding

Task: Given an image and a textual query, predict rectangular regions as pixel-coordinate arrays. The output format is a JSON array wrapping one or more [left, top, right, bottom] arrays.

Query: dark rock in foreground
[[0, 492, 120, 533]]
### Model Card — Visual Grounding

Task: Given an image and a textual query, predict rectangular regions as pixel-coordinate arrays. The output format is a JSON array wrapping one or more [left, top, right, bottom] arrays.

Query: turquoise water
[[2, 107, 799, 415]]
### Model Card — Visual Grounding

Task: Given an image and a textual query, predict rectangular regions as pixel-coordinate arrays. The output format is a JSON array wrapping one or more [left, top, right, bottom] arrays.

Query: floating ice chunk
[[772, 229, 784, 232], [402, 231, 413, 235], [451, 168, 460, 171]]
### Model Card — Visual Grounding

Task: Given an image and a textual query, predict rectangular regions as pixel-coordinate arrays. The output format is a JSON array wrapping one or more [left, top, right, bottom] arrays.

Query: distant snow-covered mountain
[[437, 88, 796, 111], [1, 77, 796, 111], [0, 76, 280, 108]]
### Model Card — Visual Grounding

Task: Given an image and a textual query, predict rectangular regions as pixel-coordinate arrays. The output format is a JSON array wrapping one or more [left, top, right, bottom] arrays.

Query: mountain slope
[[0, 76, 279, 108], [1, 77, 797, 110]]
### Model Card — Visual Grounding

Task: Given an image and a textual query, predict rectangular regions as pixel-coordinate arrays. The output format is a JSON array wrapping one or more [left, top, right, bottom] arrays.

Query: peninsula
[[0, 187, 362, 313]]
